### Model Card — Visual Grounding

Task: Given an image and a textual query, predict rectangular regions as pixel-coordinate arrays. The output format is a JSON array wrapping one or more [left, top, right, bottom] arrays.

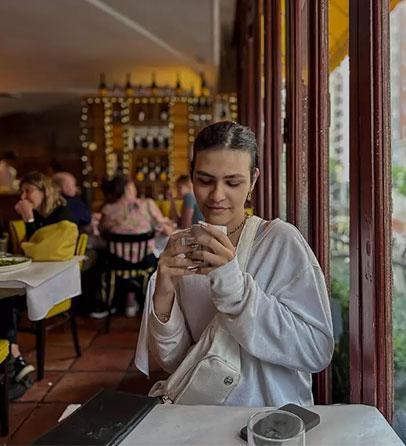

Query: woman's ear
[[250, 168, 260, 191]]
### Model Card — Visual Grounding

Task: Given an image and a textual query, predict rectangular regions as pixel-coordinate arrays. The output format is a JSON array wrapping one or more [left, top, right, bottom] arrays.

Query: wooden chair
[[102, 231, 157, 332], [0, 340, 9, 436], [9, 220, 87, 380]]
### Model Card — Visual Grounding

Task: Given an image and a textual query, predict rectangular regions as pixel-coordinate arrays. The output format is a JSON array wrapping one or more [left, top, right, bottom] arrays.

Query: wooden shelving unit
[[80, 93, 237, 206]]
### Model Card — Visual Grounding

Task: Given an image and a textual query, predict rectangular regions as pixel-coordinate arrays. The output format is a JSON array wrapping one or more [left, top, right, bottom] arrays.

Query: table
[[0, 256, 82, 320], [120, 404, 403, 445]]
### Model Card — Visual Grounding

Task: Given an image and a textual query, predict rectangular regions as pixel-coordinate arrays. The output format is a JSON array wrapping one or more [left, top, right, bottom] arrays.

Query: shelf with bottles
[[128, 125, 171, 151]]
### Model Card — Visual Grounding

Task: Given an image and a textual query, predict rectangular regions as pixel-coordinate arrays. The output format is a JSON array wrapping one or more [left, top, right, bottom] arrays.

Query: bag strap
[[236, 215, 263, 272]]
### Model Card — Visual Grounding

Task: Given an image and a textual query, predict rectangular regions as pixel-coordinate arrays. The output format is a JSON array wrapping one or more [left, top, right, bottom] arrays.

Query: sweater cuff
[[149, 296, 184, 339], [208, 256, 244, 304]]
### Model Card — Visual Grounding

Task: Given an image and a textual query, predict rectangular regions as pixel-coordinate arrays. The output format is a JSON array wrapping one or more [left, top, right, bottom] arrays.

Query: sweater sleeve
[[148, 295, 193, 374], [207, 226, 334, 373]]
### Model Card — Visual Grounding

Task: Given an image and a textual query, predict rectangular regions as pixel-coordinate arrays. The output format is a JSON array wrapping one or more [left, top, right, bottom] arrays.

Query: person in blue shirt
[[169, 174, 204, 228], [52, 172, 91, 228]]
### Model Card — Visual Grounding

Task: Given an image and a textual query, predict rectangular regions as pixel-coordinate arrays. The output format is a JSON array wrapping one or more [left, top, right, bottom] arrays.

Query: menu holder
[[32, 389, 159, 445]]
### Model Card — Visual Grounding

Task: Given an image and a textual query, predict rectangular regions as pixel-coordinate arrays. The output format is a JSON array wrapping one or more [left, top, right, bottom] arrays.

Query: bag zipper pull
[[161, 395, 173, 404]]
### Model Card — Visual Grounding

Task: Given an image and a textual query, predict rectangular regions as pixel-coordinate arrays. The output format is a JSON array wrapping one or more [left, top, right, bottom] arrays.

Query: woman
[[136, 121, 334, 407], [0, 171, 76, 400], [100, 175, 174, 316], [15, 171, 76, 239]]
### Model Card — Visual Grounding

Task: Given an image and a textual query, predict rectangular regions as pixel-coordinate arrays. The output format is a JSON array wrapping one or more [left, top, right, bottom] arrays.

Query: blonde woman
[[15, 171, 76, 239], [0, 172, 77, 400]]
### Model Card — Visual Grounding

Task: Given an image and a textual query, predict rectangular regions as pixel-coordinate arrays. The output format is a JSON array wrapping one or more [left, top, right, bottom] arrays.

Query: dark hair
[[191, 121, 258, 181], [176, 174, 191, 185], [102, 175, 131, 203]]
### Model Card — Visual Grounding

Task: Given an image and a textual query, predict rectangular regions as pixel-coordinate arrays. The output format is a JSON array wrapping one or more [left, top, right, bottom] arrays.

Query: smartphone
[[239, 403, 320, 442]]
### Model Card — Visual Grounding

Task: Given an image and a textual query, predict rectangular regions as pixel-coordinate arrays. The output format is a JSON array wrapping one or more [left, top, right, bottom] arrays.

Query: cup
[[247, 410, 305, 446]]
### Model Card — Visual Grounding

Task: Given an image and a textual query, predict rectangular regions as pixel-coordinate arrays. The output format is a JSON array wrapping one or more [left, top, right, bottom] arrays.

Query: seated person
[[52, 171, 92, 228], [100, 175, 174, 316], [169, 174, 204, 228], [0, 171, 77, 400]]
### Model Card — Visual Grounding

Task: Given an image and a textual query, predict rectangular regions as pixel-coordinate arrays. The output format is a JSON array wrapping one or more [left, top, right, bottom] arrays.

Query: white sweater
[[136, 218, 334, 407]]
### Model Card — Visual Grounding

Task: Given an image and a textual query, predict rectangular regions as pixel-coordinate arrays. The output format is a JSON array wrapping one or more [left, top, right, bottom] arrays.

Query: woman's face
[[192, 148, 255, 228], [124, 181, 137, 203], [20, 183, 44, 210]]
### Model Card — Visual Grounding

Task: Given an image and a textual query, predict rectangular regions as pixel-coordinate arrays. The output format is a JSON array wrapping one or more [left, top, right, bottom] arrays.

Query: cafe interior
[[0, 0, 405, 444]]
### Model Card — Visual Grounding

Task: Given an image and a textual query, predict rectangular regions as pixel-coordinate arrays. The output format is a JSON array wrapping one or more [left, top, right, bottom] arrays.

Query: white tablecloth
[[120, 404, 403, 446], [0, 256, 82, 320]]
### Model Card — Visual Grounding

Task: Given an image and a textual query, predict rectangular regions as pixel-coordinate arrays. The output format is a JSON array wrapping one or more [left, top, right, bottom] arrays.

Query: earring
[[247, 190, 252, 202]]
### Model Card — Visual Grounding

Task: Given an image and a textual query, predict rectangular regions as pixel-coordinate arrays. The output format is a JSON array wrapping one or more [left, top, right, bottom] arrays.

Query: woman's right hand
[[153, 230, 198, 317], [15, 199, 34, 222]]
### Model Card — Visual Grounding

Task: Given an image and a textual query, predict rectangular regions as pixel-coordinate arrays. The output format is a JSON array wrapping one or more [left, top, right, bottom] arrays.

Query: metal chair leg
[[69, 307, 81, 358], [0, 358, 9, 437], [35, 320, 46, 381]]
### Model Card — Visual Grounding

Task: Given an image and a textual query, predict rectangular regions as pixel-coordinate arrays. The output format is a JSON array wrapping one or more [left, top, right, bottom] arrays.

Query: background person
[[0, 171, 77, 400], [168, 174, 204, 228]]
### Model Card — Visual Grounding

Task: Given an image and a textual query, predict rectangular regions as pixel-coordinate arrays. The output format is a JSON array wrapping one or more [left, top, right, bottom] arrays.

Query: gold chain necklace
[[228, 215, 249, 237]]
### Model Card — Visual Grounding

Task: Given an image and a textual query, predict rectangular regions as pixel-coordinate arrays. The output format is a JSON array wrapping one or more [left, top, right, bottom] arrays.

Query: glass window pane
[[329, 0, 350, 404], [390, 1, 406, 441]]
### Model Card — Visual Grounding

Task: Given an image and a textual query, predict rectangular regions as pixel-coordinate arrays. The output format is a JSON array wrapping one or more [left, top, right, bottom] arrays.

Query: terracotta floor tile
[[128, 352, 161, 372], [47, 328, 98, 349], [9, 403, 67, 445], [110, 315, 142, 331], [76, 317, 105, 331], [19, 371, 64, 403], [91, 331, 138, 349], [25, 345, 78, 371], [44, 371, 125, 403], [71, 348, 134, 371], [117, 371, 169, 395], [0, 403, 36, 443], [16, 332, 36, 354]]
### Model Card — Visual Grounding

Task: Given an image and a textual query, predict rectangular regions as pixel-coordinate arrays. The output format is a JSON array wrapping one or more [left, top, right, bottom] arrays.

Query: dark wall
[[0, 99, 82, 178]]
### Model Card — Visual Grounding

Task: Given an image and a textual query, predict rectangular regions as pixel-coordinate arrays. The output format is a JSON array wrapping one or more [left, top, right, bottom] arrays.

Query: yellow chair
[[156, 199, 183, 219], [0, 340, 9, 436], [8, 220, 26, 254], [34, 233, 88, 380], [10, 219, 87, 380]]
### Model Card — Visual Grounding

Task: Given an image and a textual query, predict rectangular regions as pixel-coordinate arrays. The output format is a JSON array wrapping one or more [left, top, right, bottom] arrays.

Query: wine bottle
[[175, 73, 182, 96], [125, 73, 133, 96], [151, 72, 158, 96], [98, 73, 108, 96]]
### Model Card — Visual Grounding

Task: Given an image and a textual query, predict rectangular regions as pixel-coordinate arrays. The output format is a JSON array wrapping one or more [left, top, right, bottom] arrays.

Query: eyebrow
[[196, 170, 247, 180]]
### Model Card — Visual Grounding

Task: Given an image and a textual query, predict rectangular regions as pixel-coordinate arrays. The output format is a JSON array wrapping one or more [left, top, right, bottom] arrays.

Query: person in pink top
[[100, 175, 174, 316]]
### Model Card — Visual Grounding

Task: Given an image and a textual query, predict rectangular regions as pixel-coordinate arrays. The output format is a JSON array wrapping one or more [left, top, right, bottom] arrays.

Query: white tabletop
[[0, 256, 82, 320], [120, 404, 403, 446]]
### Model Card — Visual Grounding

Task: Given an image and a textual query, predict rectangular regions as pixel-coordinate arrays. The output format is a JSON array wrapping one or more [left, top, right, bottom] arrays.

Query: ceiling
[[0, 0, 235, 115]]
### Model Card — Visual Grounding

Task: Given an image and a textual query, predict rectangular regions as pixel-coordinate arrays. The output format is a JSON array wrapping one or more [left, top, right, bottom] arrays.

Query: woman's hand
[[153, 230, 200, 318], [190, 224, 236, 274], [15, 199, 34, 222]]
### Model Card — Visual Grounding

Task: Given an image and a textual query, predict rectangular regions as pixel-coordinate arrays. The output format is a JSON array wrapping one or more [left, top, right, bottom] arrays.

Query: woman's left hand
[[190, 224, 236, 274]]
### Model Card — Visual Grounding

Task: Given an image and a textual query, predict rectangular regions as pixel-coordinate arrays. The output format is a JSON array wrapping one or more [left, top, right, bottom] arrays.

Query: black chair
[[101, 231, 157, 332]]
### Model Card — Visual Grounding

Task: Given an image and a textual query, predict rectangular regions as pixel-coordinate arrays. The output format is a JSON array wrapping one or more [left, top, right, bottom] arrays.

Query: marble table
[[120, 404, 403, 445]]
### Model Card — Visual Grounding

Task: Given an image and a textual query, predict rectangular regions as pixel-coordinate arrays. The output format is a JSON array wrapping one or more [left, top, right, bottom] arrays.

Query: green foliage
[[392, 165, 406, 197]]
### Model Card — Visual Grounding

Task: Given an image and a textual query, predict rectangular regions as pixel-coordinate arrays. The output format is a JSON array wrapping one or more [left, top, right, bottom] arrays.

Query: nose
[[209, 182, 226, 203], [20, 191, 27, 200]]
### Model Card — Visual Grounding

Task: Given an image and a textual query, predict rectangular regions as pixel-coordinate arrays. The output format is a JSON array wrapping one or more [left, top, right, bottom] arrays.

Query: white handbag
[[148, 216, 263, 405]]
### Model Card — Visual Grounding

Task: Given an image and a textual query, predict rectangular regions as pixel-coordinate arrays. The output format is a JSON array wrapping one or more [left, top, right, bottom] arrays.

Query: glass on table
[[247, 410, 305, 446]]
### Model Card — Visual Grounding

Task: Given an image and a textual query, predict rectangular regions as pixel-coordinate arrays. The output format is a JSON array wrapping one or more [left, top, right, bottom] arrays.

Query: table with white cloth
[[120, 404, 403, 446], [0, 256, 82, 320]]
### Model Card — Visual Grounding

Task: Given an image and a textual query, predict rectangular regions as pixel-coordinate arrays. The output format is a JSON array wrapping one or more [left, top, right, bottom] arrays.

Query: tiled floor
[[1, 314, 168, 445]]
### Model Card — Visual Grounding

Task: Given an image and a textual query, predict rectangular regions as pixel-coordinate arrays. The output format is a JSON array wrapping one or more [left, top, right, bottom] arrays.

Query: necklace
[[228, 215, 249, 237]]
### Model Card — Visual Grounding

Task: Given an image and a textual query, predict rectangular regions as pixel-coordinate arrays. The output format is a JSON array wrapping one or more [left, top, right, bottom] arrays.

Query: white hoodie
[[135, 217, 334, 407]]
